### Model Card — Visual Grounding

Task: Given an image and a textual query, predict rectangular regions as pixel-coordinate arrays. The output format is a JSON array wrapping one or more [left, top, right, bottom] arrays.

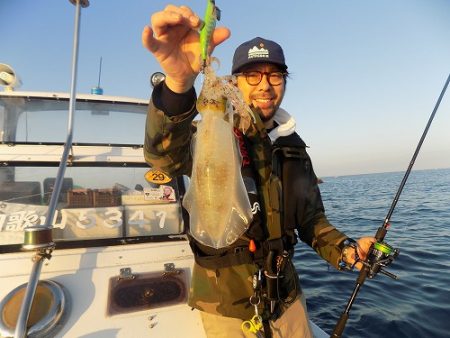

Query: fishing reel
[[363, 241, 399, 279]]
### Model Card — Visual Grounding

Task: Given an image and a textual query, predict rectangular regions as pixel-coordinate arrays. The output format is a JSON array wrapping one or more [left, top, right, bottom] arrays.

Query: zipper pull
[[249, 239, 257, 253]]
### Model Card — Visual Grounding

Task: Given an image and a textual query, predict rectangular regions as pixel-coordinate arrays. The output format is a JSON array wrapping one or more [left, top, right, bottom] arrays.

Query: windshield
[[0, 166, 184, 247], [0, 96, 147, 144], [0, 95, 186, 251]]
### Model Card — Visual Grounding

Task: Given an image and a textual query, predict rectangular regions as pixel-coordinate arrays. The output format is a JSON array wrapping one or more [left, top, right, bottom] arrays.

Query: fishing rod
[[331, 72, 450, 338]]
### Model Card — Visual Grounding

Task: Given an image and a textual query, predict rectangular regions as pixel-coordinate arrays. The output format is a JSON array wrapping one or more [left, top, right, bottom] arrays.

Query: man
[[142, 5, 374, 337]]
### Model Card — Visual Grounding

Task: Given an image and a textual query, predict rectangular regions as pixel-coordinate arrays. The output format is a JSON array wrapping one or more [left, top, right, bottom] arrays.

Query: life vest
[[188, 126, 301, 269]]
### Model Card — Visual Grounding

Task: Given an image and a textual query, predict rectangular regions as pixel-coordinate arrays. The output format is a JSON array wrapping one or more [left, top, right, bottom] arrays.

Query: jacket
[[144, 82, 350, 320]]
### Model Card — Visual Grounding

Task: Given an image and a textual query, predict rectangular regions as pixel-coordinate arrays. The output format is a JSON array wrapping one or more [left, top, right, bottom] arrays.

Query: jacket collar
[[268, 108, 296, 143]]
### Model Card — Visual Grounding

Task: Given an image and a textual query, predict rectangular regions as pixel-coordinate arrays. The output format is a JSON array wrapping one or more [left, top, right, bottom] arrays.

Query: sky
[[1, 0, 450, 177]]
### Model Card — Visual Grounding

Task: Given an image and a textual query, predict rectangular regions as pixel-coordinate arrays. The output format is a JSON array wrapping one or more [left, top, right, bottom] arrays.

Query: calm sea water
[[294, 168, 450, 338]]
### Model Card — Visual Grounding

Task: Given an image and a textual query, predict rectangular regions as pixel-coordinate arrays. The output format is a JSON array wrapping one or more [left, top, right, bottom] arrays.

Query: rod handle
[[330, 312, 349, 338]]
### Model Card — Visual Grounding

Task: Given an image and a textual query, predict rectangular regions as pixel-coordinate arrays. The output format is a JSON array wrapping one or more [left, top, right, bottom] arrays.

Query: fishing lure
[[200, 0, 221, 70]]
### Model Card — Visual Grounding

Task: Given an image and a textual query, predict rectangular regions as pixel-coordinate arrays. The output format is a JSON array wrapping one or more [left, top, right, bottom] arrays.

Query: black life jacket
[[188, 128, 303, 269]]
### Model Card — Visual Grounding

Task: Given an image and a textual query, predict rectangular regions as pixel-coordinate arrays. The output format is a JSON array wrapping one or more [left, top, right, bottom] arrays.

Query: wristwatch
[[339, 238, 358, 271]]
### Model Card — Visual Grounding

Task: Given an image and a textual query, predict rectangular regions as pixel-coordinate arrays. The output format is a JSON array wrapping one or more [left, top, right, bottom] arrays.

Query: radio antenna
[[97, 56, 102, 87], [91, 56, 103, 95]]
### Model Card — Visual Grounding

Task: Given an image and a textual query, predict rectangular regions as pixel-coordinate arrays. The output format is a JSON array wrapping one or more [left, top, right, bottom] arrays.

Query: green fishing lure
[[200, 0, 221, 69]]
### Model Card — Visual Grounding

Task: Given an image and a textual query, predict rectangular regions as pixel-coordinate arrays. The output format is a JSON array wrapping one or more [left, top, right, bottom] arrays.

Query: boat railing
[[14, 1, 89, 337]]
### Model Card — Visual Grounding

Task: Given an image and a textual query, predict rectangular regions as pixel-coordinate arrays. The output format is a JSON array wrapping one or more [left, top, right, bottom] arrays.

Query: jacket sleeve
[[290, 150, 349, 269], [144, 82, 198, 177]]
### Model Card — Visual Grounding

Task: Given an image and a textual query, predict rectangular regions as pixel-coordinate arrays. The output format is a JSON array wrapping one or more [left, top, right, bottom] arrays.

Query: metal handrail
[[14, 1, 89, 337]]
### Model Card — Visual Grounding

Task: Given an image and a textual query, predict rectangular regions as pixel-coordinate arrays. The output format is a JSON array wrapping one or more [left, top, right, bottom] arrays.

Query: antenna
[[91, 56, 103, 95], [97, 56, 102, 87]]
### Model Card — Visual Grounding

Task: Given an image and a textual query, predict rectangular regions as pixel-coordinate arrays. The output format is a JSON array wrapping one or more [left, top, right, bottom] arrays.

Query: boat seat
[[43, 177, 73, 204]]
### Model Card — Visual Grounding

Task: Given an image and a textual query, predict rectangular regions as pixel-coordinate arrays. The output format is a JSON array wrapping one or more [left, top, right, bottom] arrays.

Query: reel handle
[[379, 268, 398, 280]]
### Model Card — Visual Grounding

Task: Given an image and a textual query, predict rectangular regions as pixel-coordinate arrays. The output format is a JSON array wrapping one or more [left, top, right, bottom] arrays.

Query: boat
[[0, 71, 328, 338], [0, 2, 328, 337]]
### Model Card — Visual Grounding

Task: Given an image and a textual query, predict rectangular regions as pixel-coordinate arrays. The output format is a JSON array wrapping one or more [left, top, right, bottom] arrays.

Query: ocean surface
[[294, 168, 450, 338]]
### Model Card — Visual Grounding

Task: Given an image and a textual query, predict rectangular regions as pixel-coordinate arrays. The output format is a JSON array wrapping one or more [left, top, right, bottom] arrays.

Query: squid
[[183, 66, 253, 249]]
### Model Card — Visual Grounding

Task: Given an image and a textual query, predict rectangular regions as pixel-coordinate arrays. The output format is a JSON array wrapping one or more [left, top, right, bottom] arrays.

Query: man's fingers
[[167, 5, 201, 28], [355, 262, 363, 271], [151, 6, 201, 38], [151, 10, 183, 37], [142, 26, 157, 53], [356, 237, 376, 260], [179, 5, 199, 22], [210, 27, 231, 51]]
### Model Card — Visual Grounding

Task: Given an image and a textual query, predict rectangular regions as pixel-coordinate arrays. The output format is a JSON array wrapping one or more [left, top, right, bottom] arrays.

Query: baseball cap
[[231, 37, 288, 74]]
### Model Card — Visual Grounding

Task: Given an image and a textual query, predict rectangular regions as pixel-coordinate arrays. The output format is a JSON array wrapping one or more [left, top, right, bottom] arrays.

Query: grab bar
[[14, 1, 89, 337]]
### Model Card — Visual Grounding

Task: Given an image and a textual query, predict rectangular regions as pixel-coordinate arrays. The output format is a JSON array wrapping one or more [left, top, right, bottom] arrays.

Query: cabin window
[[0, 97, 147, 144], [0, 166, 184, 247]]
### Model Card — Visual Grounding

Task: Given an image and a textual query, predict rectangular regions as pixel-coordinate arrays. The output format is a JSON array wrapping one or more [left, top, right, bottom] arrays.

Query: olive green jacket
[[144, 84, 350, 320]]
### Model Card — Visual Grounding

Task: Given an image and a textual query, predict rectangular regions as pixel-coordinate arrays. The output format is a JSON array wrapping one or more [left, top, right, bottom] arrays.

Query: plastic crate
[[93, 188, 121, 207], [67, 189, 93, 208]]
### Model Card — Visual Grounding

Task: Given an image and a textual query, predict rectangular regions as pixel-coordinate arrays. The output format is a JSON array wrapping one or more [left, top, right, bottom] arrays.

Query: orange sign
[[144, 169, 172, 184]]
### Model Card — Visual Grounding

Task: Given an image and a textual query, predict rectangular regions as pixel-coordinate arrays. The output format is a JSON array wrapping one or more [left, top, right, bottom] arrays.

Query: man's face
[[236, 63, 286, 122]]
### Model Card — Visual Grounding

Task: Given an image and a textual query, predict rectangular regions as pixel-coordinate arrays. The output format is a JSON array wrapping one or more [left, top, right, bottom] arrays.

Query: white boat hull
[[1, 241, 207, 338]]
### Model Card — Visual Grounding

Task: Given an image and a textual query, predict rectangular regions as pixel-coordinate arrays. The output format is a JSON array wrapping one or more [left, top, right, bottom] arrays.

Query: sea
[[294, 168, 450, 338]]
